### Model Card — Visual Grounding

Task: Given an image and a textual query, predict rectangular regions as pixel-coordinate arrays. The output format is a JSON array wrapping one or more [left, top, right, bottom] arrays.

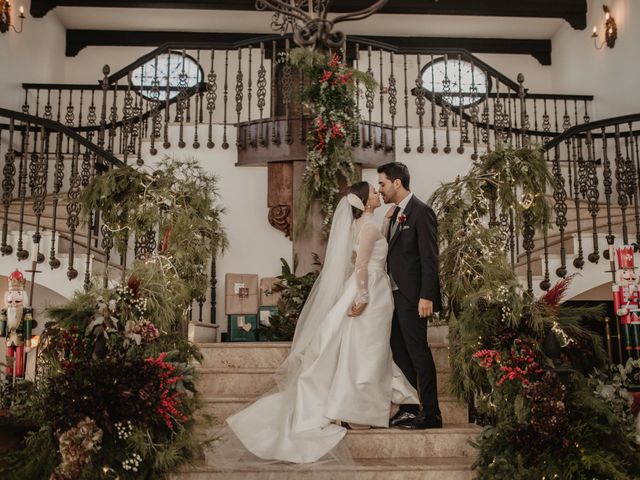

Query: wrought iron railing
[[0, 107, 219, 326], [19, 36, 593, 164]]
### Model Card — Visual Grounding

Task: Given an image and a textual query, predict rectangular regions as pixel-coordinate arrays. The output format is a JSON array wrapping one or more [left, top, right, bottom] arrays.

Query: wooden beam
[[66, 30, 552, 65], [33, 0, 587, 29]]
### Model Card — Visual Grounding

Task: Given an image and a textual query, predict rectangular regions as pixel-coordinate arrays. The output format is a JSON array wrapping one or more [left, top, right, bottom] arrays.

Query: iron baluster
[[1, 118, 16, 256], [585, 130, 600, 263], [552, 145, 568, 277], [415, 54, 425, 154], [388, 52, 397, 151], [601, 128, 615, 259], [206, 49, 217, 149]]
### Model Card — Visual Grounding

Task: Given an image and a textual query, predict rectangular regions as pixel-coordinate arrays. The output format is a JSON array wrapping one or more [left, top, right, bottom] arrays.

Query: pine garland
[[287, 48, 376, 236], [430, 145, 640, 478], [1, 159, 227, 479]]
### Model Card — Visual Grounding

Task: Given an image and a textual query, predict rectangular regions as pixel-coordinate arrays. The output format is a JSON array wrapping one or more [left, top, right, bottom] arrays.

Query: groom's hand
[[418, 298, 433, 318]]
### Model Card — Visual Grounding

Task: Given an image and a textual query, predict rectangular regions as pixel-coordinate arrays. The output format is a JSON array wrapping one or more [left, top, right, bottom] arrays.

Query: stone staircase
[[175, 326, 480, 479]]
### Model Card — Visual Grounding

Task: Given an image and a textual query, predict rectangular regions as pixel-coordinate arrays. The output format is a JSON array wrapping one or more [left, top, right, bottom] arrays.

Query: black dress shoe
[[389, 411, 417, 427], [399, 414, 443, 429]]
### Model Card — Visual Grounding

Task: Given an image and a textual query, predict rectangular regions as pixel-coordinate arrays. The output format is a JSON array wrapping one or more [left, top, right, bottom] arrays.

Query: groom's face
[[378, 173, 397, 204]]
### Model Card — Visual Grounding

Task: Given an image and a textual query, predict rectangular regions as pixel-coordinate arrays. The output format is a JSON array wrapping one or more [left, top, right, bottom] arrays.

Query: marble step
[[173, 456, 475, 480], [198, 341, 451, 372], [196, 367, 453, 398], [200, 394, 469, 425]]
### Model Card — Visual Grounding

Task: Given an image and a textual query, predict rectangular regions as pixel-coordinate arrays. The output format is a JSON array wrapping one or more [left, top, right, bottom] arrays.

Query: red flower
[[328, 53, 341, 68], [398, 213, 407, 224], [320, 70, 333, 83], [330, 122, 345, 139]]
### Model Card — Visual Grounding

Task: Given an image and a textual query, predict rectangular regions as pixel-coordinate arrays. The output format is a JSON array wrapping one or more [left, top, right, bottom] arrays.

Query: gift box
[[258, 306, 279, 327], [227, 314, 258, 342], [225, 273, 259, 315], [260, 277, 282, 307]]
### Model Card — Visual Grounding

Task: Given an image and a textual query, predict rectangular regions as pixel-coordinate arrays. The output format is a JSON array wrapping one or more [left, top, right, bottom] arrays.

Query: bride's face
[[367, 184, 381, 210]]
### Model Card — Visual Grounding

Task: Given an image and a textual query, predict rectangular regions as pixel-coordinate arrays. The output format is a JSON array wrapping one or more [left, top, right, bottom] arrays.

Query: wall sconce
[[592, 4, 617, 49], [0, 0, 25, 34]]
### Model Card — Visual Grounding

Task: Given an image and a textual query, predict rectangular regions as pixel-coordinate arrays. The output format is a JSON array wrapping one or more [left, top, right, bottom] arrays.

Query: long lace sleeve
[[354, 221, 381, 305]]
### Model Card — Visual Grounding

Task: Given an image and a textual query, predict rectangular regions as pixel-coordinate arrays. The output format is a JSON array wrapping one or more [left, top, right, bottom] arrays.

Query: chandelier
[[255, 0, 389, 50]]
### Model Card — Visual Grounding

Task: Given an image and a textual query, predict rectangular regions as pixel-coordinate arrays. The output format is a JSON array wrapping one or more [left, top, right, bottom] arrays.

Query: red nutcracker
[[0, 270, 35, 381], [612, 246, 640, 358]]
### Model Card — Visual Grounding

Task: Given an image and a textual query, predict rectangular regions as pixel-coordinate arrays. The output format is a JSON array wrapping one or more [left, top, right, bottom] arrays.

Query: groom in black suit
[[378, 162, 443, 429]]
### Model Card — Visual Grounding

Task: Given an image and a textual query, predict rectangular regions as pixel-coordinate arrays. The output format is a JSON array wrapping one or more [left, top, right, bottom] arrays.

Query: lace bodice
[[352, 213, 388, 305]]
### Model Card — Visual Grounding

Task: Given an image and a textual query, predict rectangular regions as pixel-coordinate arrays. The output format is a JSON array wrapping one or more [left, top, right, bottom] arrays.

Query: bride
[[217, 181, 418, 464]]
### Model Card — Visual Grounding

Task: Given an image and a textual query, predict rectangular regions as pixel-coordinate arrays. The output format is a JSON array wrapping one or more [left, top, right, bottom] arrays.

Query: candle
[[30, 242, 38, 263], [592, 26, 597, 34], [19, 5, 24, 15]]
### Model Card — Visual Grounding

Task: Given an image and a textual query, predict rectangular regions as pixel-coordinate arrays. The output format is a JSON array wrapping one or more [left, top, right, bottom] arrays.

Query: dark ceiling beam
[[66, 30, 552, 65], [33, 0, 587, 29]]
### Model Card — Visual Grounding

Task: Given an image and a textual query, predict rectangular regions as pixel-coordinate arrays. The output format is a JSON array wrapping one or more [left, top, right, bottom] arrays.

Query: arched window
[[421, 57, 490, 108], [129, 51, 204, 102]]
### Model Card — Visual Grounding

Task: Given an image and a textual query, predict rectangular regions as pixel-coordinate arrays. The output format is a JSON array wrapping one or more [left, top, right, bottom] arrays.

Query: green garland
[[430, 145, 640, 478], [288, 48, 376, 236], [1, 160, 228, 479]]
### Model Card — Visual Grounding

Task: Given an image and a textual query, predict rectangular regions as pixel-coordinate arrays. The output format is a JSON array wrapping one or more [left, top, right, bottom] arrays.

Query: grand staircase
[[172, 326, 480, 479]]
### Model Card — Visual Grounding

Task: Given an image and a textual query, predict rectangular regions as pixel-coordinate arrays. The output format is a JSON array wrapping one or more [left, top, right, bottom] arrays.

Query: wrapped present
[[258, 306, 279, 327], [225, 273, 259, 315], [227, 315, 258, 342], [260, 277, 282, 307], [257, 306, 283, 342]]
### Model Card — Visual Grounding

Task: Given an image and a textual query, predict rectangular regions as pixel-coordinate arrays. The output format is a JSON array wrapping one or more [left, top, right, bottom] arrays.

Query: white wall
[[0, 0, 66, 110], [552, 0, 640, 119]]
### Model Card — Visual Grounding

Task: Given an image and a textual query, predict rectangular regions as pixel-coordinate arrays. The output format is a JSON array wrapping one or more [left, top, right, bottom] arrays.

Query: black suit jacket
[[387, 194, 442, 312]]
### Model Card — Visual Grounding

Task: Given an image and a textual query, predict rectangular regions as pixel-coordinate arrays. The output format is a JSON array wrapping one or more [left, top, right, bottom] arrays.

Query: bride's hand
[[348, 303, 367, 317]]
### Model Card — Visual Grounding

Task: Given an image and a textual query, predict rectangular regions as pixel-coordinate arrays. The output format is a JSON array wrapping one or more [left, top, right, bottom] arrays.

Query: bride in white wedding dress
[[210, 182, 418, 466]]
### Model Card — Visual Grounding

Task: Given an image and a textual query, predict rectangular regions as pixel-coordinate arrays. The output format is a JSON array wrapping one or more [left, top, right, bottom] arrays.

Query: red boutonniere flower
[[398, 213, 407, 224]]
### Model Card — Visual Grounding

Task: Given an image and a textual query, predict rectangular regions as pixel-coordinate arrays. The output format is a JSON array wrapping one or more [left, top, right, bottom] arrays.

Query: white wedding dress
[[214, 202, 418, 465]]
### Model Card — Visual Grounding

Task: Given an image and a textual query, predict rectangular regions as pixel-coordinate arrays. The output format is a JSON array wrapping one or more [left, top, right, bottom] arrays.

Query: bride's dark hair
[[349, 181, 370, 219]]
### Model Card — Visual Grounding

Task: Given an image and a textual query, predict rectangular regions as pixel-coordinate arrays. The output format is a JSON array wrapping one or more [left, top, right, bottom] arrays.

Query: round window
[[421, 57, 490, 108], [129, 51, 204, 102]]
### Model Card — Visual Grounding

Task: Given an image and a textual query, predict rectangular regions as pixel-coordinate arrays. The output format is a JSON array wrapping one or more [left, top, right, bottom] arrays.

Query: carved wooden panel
[[267, 162, 293, 239]]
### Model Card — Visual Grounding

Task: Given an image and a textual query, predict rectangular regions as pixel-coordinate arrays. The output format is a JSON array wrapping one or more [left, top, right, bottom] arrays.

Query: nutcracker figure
[[612, 246, 640, 358], [0, 269, 35, 381]]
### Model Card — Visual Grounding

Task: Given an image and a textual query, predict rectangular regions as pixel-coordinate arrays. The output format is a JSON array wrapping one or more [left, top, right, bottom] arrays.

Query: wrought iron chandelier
[[255, 0, 389, 50]]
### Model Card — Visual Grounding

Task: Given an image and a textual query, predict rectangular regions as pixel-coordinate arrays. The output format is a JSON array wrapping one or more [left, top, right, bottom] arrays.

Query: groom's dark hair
[[377, 162, 410, 190]]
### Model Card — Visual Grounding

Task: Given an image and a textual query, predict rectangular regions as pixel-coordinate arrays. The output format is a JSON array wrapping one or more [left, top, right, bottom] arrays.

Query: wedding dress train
[[212, 203, 418, 465]]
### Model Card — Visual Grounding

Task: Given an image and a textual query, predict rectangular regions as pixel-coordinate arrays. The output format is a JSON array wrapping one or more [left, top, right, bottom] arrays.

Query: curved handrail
[[0, 108, 125, 167], [105, 34, 523, 91], [544, 113, 640, 151]]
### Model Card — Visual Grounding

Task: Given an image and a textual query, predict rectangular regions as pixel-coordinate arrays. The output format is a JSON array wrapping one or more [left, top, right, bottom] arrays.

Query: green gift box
[[227, 314, 258, 342]]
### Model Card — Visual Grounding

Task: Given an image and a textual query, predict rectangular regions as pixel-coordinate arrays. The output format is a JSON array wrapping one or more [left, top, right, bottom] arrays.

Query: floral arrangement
[[287, 48, 375, 236], [1, 159, 226, 479], [431, 145, 640, 478]]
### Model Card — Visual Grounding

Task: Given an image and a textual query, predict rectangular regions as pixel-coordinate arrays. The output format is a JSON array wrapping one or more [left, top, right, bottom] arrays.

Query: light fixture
[[0, 0, 25, 34], [591, 4, 617, 49], [255, 0, 389, 50]]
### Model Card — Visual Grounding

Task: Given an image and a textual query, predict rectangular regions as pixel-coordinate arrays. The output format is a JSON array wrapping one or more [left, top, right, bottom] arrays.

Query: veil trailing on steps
[[203, 197, 357, 471]]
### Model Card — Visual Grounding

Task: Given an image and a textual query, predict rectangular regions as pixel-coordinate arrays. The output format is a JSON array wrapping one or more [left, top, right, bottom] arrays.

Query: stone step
[[198, 341, 450, 371], [200, 395, 469, 425], [196, 367, 453, 398], [174, 456, 475, 480]]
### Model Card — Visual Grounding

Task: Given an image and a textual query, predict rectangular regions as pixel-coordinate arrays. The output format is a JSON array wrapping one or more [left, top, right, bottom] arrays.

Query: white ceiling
[[53, 7, 565, 39]]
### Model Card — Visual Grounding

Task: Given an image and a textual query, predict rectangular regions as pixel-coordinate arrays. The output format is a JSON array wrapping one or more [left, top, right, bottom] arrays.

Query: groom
[[378, 162, 443, 429]]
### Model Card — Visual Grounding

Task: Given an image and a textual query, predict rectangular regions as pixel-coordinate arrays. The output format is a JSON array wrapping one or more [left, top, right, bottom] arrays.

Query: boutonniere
[[398, 213, 407, 224]]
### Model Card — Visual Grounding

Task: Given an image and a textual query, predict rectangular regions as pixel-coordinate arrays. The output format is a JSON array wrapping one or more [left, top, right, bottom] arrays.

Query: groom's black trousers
[[391, 290, 441, 418]]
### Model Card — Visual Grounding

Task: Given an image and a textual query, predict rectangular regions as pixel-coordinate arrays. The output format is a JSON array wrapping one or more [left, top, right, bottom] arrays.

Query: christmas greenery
[[430, 145, 640, 478], [258, 255, 321, 341], [1, 159, 227, 479], [288, 48, 375, 236]]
